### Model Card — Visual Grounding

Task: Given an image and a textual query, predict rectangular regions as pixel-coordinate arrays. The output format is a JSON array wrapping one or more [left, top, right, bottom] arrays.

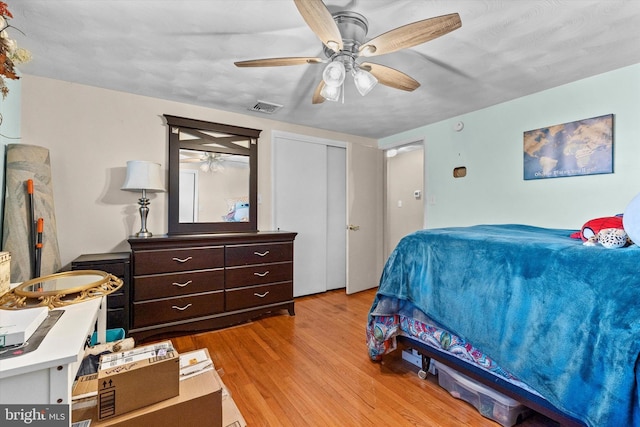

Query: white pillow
[[623, 193, 640, 245]]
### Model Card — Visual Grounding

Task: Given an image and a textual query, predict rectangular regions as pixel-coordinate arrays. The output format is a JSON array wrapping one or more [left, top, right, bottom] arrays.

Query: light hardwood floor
[[172, 288, 561, 427]]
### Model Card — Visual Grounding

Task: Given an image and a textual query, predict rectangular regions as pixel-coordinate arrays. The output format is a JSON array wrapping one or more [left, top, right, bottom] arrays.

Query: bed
[[366, 224, 640, 427]]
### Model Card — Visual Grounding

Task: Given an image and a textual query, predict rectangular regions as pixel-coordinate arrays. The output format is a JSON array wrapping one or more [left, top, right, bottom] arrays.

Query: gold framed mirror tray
[[0, 270, 123, 310]]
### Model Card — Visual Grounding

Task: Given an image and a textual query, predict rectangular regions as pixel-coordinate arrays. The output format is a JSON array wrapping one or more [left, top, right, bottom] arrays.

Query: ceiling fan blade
[[360, 62, 420, 92], [293, 0, 343, 52], [312, 80, 326, 104], [235, 57, 323, 67], [359, 13, 461, 57]]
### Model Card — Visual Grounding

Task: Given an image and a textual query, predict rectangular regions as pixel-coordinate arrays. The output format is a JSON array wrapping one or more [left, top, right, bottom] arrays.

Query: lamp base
[[135, 194, 153, 238]]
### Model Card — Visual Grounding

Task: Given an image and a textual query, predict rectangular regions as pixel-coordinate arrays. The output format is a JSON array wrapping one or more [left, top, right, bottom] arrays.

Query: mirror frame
[[0, 270, 123, 310], [165, 115, 261, 235]]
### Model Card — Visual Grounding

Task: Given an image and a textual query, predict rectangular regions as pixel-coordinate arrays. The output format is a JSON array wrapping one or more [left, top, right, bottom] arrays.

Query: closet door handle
[[172, 256, 193, 263], [172, 280, 192, 288], [254, 251, 270, 257], [171, 304, 193, 311], [254, 291, 270, 298], [253, 271, 270, 277]]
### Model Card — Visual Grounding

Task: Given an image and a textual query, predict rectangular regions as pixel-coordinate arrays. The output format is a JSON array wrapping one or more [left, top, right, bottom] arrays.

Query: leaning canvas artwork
[[523, 114, 613, 180]]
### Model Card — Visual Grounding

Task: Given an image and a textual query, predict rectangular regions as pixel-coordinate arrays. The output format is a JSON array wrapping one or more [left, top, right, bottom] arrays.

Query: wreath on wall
[[0, 1, 31, 99]]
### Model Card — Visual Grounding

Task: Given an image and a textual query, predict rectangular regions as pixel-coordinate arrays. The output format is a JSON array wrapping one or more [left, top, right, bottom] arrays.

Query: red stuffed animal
[[570, 215, 624, 241]]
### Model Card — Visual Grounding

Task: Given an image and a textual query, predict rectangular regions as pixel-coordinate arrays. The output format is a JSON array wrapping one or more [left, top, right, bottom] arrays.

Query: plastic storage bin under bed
[[435, 361, 532, 427]]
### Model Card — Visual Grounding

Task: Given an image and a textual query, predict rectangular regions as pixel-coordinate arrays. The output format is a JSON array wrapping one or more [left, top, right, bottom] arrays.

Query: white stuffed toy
[[583, 227, 629, 248]]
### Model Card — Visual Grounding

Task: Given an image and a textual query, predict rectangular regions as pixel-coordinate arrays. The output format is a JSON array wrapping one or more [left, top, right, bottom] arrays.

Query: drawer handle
[[172, 256, 193, 263], [254, 291, 270, 298], [172, 304, 193, 311], [172, 280, 192, 287], [253, 271, 270, 277], [254, 250, 270, 257]]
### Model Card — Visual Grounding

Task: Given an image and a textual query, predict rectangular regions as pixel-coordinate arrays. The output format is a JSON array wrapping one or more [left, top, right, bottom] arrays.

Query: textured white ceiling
[[7, 0, 640, 139]]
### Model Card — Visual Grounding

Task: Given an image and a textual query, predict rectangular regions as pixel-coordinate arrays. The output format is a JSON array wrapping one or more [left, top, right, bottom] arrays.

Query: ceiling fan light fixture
[[322, 61, 346, 87], [320, 83, 341, 102], [353, 68, 378, 96]]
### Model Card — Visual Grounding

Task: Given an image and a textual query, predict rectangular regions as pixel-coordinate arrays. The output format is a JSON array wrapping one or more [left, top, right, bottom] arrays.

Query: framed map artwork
[[523, 114, 613, 180]]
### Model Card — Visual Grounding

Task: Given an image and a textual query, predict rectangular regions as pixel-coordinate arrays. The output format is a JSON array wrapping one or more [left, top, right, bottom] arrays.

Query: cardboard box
[[73, 349, 223, 427], [179, 349, 246, 427], [96, 340, 179, 420], [0, 251, 10, 296], [213, 371, 247, 427]]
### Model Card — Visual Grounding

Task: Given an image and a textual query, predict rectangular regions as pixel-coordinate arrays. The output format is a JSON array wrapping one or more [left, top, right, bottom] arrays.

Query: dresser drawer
[[134, 246, 224, 275], [107, 308, 126, 329], [225, 282, 293, 311], [225, 242, 293, 266], [134, 269, 224, 301], [132, 291, 224, 328], [107, 290, 126, 308], [71, 252, 130, 278], [225, 262, 293, 289], [75, 262, 127, 278]]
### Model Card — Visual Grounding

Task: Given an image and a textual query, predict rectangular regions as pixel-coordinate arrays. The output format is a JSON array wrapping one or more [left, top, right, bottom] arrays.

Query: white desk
[[0, 298, 105, 405]]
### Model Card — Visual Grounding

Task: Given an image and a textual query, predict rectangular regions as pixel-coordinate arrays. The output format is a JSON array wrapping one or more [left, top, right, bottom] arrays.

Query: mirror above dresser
[[164, 115, 261, 235]]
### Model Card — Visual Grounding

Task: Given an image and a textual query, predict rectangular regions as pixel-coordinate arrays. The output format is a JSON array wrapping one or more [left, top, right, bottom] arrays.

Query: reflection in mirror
[[165, 115, 261, 234], [23, 273, 106, 293], [179, 150, 250, 223]]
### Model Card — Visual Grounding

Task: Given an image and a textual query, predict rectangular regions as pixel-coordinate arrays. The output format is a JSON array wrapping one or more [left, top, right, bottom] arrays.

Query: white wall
[[379, 63, 640, 230], [19, 75, 376, 267], [0, 76, 21, 238]]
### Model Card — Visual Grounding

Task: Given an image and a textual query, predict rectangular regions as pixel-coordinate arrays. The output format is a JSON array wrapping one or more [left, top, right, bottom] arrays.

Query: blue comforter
[[370, 224, 640, 427]]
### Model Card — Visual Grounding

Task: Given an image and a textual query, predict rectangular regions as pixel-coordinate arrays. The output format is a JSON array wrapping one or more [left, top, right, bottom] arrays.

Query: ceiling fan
[[235, 0, 461, 104], [180, 151, 226, 173]]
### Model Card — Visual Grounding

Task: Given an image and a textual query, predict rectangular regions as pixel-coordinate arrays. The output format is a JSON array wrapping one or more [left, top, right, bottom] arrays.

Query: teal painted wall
[[379, 63, 640, 230], [0, 76, 21, 240]]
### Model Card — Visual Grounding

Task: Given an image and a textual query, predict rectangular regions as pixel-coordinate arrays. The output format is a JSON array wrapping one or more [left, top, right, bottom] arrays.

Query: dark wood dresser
[[71, 252, 131, 334], [128, 231, 296, 342]]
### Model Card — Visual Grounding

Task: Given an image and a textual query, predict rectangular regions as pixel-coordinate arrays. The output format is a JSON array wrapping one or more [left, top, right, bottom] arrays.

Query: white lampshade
[[320, 83, 341, 102], [121, 160, 165, 192], [322, 61, 346, 87], [353, 68, 378, 96]]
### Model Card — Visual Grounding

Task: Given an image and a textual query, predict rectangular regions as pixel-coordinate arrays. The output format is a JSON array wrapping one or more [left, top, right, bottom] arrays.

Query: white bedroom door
[[346, 143, 384, 294], [179, 169, 198, 222], [273, 133, 346, 297]]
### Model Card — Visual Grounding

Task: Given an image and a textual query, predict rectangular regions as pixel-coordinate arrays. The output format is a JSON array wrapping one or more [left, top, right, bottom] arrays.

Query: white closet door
[[274, 137, 328, 297], [326, 146, 346, 290]]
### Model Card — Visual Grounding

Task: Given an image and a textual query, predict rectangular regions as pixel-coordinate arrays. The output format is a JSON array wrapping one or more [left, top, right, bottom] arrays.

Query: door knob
[[348, 224, 360, 231]]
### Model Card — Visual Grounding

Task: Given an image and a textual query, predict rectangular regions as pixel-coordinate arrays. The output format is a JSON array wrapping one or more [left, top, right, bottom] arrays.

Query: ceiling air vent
[[248, 100, 283, 114]]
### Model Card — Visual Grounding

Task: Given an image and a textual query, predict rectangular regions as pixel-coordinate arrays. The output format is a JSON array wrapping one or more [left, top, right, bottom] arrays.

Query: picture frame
[[523, 114, 613, 180]]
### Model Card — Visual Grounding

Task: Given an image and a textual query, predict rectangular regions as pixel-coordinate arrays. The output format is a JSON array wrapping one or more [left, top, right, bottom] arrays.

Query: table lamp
[[121, 160, 165, 237]]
